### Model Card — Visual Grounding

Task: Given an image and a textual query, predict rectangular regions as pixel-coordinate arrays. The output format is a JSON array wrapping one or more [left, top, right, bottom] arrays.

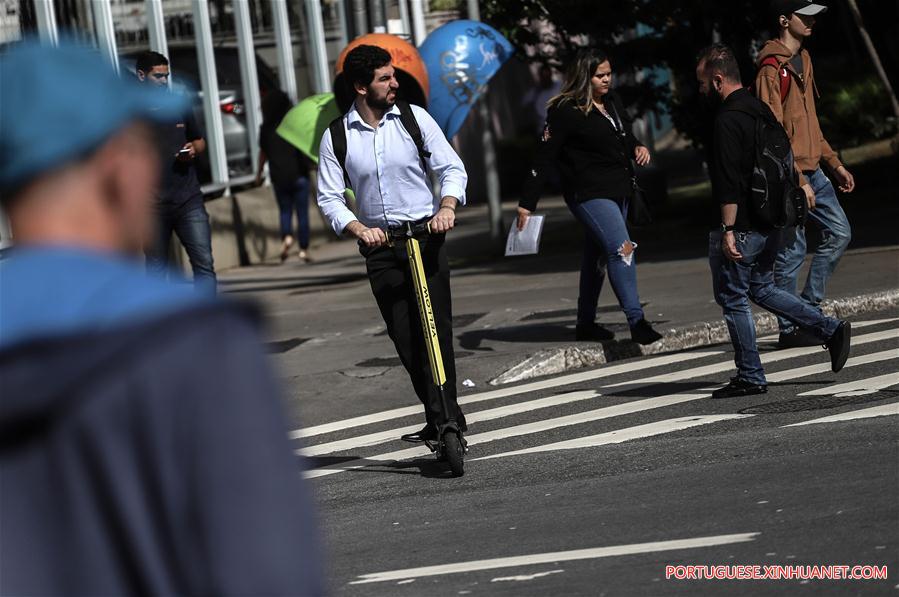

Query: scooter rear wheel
[[443, 431, 465, 477]]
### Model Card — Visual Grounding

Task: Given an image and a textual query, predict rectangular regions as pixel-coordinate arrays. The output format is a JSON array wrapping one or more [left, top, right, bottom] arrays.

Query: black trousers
[[360, 233, 466, 430]]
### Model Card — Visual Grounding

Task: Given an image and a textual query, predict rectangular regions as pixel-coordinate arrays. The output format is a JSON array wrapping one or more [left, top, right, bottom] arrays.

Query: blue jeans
[[568, 197, 644, 327], [146, 205, 217, 294], [709, 230, 840, 384], [273, 176, 310, 249], [775, 168, 851, 333]]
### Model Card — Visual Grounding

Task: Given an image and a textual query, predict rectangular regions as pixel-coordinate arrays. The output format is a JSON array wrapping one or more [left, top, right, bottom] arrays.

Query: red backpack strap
[[759, 56, 791, 102]]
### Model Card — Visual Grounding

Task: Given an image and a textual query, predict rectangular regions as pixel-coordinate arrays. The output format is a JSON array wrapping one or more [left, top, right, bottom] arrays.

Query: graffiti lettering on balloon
[[439, 35, 483, 106], [479, 42, 498, 69], [388, 47, 417, 69]]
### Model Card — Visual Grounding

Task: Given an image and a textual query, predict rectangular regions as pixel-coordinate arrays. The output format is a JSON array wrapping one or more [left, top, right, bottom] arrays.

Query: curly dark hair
[[343, 45, 392, 92]]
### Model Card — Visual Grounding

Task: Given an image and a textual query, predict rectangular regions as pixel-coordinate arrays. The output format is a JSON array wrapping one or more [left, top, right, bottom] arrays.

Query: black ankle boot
[[576, 322, 615, 341], [630, 319, 662, 345]]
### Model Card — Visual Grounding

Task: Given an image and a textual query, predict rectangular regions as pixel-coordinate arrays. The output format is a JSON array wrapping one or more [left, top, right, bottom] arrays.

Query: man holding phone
[[137, 50, 217, 294]]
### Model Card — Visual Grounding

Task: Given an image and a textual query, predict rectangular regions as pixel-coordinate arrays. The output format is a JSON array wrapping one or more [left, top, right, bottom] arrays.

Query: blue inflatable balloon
[[419, 20, 514, 139]]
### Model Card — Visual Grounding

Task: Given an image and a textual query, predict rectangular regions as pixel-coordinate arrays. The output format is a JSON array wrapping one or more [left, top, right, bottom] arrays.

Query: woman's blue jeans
[[274, 176, 310, 249], [568, 197, 644, 327]]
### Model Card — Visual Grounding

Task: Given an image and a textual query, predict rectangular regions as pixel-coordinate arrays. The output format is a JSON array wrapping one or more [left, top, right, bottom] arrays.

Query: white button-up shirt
[[316, 102, 468, 236]]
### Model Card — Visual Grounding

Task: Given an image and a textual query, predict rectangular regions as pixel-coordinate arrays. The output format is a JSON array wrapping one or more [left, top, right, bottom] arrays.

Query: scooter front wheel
[[443, 431, 465, 477]]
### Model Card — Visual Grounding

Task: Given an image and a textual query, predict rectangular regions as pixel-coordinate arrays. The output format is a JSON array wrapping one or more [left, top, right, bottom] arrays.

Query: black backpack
[[328, 100, 431, 190], [724, 101, 806, 229]]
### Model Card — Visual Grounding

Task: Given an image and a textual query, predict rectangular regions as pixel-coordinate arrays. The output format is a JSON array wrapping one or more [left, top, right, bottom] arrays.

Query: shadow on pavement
[[222, 272, 369, 294], [342, 458, 462, 479], [458, 323, 579, 349], [303, 455, 465, 479]]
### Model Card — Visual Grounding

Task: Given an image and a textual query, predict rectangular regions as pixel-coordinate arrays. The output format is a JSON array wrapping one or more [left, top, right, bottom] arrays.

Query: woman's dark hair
[[697, 43, 742, 84], [135, 50, 168, 75], [261, 89, 292, 128], [549, 48, 610, 115], [343, 45, 392, 91]]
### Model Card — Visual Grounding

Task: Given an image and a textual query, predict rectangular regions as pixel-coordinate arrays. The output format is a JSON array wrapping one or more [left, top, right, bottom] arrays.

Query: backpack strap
[[327, 115, 351, 190], [329, 101, 431, 191], [759, 56, 791, 103], [395, 100, 431, 173]]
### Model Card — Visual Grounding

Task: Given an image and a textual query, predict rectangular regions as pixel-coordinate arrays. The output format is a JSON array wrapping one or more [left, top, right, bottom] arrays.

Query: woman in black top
[[256, 90, 313, 262], [518, 49, 662, 345]]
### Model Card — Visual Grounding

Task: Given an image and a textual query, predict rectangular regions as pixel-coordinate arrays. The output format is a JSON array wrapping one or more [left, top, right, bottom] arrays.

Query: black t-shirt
[[520, 93, 640, 211], [259, 124, 309, 187], [709, 88, 769, 232], [789, 53, 804, 80], [157, 109, 204, 213]]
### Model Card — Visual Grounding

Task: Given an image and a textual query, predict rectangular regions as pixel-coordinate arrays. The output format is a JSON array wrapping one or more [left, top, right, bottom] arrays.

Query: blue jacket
[[0, 248, 323, 596]]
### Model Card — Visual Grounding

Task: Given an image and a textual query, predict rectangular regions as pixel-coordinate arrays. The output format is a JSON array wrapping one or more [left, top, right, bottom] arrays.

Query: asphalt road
[[298, 311, 899, 596]]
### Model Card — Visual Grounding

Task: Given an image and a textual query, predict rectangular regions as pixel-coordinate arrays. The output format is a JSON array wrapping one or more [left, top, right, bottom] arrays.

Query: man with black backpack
[[696, 44, 850, 399], [756, 0, 856, 349], [316, 45, 469, 442]]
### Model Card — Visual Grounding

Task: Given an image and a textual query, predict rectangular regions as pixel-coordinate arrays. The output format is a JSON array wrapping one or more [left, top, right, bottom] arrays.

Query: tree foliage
[[482, 0, 894, 148]]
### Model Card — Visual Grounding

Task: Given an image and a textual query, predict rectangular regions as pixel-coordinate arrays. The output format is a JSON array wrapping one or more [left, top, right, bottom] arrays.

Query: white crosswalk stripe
[[797, 372, 899, 396], [300, 390, 601, 457], [301, 344, 897, 459], [301, 320, 899, 480], [766, 348, 898, 382], [474, 415, 753, 461], [290, 351, 721, 439], [756, 317, 899, 342], [784, 402, 899, 427], [604, 328, 897, 390], [349, 533, 761, 584]]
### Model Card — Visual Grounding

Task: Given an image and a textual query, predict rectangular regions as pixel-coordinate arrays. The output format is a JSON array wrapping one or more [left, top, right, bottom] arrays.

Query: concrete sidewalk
[[218, 195, 899, 428]]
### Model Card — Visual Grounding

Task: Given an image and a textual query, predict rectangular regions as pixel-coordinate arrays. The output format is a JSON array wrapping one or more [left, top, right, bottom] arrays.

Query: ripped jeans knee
[[613, 240, 637, 266]]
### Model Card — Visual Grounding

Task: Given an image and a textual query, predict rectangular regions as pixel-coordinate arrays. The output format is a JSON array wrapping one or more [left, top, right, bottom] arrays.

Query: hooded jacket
[[0, 248, 323, 596], [755, 39, 843, 187]]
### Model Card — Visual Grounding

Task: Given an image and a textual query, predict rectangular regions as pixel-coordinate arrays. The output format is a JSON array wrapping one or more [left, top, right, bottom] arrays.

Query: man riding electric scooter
[[316, 45, 468, 475]]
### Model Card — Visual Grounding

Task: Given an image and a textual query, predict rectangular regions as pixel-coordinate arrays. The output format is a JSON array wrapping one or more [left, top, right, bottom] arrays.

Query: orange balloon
[[335, 33, 429, 101]]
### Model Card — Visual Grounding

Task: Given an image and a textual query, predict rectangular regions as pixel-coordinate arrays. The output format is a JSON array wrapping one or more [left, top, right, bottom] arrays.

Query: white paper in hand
[[505, 215, 545, 257]]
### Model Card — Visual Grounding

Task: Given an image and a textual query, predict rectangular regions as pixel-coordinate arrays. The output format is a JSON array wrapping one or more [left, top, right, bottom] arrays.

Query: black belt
[[386, 217, 431, 240]]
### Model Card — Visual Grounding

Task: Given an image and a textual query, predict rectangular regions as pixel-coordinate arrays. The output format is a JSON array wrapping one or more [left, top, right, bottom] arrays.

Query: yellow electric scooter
[[405, 226, 466, 477]]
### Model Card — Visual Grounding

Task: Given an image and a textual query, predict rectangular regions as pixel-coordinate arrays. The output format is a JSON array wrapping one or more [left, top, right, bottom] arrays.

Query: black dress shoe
[[400, 425, 437, 443], [825, 321, 851, 373], [778, 328, 821, 348], [630, 319, 662, 345], [576, 322, 615, 341], [711, 377, 768, 399]]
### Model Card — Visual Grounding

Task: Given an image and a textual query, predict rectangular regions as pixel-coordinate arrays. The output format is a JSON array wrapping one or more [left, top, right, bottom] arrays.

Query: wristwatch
[[721, 223, 736, 233]]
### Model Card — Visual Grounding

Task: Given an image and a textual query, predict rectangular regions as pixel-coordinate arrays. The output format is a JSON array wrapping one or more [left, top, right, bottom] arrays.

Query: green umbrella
[[276, 92, 340, 164]]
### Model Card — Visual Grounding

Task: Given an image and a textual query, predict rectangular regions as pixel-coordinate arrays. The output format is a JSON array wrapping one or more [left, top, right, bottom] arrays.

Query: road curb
[[488, 288, 899, 385]]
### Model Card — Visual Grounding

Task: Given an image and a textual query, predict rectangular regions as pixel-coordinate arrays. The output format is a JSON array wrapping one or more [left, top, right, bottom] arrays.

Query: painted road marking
[[293, 322, 897, 441], [349, 533, 760, 584], [299, 391, 601, 457], [306, 340, 899, 479], [757, 317, 899, 343], [604, 328, 898, 389], [491, 570, 564, 582], [797, 372, 899, 396], [290, 350, 722, 439], [785, 402, 899, 427], [767, 349, 899, 383], [474, 414, 752, 461], [304, 393, 711, 479]]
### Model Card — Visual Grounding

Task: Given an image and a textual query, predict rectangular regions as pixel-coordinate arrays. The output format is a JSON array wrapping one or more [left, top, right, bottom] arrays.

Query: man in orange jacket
[[755, 0, 856, 348]]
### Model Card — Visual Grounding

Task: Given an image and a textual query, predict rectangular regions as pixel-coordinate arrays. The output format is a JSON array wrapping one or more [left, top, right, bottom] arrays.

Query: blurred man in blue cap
[[0, 40, 323, 596]]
